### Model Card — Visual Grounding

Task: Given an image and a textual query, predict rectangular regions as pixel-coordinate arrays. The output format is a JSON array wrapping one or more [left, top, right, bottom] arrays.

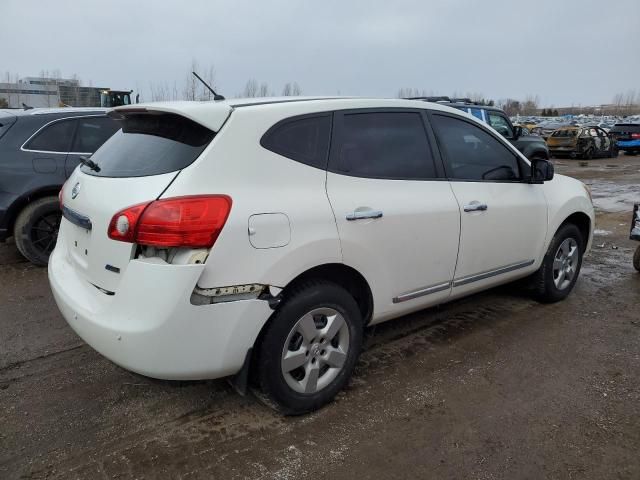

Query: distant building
[[0, 76, 122, 108]]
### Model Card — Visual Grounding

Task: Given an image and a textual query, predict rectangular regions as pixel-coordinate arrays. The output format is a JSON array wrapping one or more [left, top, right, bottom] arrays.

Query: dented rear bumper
[[48, 236, 272, 380]]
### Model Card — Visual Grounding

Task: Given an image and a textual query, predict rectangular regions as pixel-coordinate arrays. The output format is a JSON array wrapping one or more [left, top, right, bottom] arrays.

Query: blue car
[[610, 123, 640, 155]]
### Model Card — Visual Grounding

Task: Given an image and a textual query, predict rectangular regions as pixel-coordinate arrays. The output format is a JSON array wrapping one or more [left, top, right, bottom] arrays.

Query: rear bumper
[[48, 238, 273, 380], [616, 140, 640, 150]]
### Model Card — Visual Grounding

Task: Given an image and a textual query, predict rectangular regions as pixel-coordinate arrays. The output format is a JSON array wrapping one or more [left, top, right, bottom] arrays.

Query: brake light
[[108, 195, 232, 248], [631, 133, 640, 139]]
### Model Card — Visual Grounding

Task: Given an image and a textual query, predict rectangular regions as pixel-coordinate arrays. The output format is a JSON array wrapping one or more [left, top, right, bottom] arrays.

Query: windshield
[[81, 112, 215, 177]]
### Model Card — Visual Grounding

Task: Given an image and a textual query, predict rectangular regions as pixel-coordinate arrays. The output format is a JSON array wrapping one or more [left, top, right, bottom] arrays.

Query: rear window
[[610, 124, 640, 133], [82, 112, 215, 177]]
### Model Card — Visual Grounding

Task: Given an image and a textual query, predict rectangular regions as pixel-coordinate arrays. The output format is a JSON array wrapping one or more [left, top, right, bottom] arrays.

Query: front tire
[[633, 246, 640, 272], [532, 224, 584, 303], [255, 281, 363, 415], [13, 196, 61, 266]]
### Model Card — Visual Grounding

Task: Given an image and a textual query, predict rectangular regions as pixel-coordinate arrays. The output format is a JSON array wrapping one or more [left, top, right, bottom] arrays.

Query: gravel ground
[[1, 154, 639, 479]]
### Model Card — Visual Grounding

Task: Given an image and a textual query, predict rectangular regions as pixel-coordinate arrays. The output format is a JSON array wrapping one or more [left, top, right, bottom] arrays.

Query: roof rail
[[451, 98, 483, 105], [405, 96, 452, 103]]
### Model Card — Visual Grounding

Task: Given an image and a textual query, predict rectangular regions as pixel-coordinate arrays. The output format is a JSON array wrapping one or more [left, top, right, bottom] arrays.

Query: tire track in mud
[[21, 288, 540, 479]]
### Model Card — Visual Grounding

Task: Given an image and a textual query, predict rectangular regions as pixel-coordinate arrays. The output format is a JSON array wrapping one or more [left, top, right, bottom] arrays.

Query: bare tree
[[282, 82, 292, 96], [183, 59, 199, 101], [521, 94, 539, 115], [258, 82, 270, 97], [292, 82, 302, 96], [242, 79, 259, 97]]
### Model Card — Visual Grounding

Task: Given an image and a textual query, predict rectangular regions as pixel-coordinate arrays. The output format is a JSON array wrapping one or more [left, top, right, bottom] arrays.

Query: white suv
[[49, 98, 594, 414]]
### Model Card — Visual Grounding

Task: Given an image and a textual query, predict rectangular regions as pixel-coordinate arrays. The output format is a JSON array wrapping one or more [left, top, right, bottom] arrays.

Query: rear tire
[[254, 280, 363, 415], [531, 224, 584, 303], [582, 147, 594, 160], [633, 246, 640, 273], [13, 196, 61, 266]]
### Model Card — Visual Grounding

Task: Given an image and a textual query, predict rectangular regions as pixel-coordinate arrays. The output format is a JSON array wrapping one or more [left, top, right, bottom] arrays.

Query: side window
[[261, 115, 331, 169], [333, 111, 436, 179], [487, 113, 514, 138], [72, 117, 120, 153], [24, 118, 76, 152], [468, 108, 484, 121], [431, 114, 521, 181]]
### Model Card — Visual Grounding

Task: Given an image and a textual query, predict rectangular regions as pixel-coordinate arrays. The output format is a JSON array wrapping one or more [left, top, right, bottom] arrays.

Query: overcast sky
[[2, 0, 639, 107]]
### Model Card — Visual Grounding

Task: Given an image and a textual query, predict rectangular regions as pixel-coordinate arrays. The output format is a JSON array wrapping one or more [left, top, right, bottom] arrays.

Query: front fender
[[541, 174, 595, 253]]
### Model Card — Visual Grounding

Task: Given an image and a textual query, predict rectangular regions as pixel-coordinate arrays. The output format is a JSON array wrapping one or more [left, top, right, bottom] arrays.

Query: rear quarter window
[[260, 114, 331, 169], [82, 112, 215, 178], [24, 118, 77, 152]]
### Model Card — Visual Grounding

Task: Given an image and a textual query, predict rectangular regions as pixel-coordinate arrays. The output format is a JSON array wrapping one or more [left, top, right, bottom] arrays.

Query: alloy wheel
[[281, 307, 350, 394], [29, 213, 61, 256], [553, 238, 579, 290]]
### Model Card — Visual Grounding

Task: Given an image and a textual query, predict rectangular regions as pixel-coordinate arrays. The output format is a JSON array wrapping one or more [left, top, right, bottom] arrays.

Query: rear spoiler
[[113, 103, 233, 132]]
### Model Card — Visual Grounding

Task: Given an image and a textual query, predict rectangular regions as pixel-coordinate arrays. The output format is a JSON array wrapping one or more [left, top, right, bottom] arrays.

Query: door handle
[[463, 202, 488, 212], [346, 210, 383, 221]]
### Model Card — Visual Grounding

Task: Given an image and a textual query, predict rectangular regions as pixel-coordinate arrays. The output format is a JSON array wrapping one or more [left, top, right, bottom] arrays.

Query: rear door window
[[487, 112, 514, 138], [431, 114, 521, 181], [82, 112, 215, 177], [24, 118, 77, 152], [330, 111, 437, 179], [72, 116, 120, 153], [261, 114, 331, 169]]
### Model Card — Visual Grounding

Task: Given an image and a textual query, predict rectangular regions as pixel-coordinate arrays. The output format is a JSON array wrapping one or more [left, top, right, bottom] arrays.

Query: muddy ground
[[1, 154, 639, 480]]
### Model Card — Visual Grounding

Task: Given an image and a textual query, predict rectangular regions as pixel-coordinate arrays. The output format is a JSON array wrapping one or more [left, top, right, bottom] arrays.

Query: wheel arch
[[278, 263, 374, 326], [3, 185, 62, 236], [235, 262, 373, 395], [558, 211, 591, 251]]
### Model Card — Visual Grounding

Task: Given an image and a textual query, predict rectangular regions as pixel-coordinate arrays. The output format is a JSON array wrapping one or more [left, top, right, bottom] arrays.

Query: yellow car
[[547, 126, 617, 159]]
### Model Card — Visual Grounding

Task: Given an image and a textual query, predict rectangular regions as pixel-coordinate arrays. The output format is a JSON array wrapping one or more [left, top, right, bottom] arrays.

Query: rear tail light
[[108, 195, 232, 248], [631, 133, 640, 139]]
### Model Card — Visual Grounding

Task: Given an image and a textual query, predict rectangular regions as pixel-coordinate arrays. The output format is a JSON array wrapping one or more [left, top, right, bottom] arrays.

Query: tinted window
[[72, 117, 120, 153], [487, 112, 513, 138], [82, 113, 214, 177], [334, 112, 436, 179], [261, 115, 331, 169], [431, 114, 521, 181], [24, 118, 76, 152]]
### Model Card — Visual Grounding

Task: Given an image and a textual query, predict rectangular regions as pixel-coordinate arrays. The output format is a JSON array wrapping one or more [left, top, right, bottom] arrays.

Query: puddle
[[586, 180, 639, 213]]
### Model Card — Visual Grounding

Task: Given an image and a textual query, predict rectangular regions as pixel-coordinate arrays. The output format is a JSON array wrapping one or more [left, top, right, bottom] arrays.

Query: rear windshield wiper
[[79, 155, 101, 172]]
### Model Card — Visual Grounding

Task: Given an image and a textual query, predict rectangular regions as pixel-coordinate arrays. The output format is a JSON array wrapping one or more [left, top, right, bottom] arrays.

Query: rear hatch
[[59, 107, 225, 292], [610, 123, 640, 141]]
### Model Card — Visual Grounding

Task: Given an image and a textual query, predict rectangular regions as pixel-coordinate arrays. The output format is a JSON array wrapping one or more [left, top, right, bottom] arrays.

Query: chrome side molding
[[452, 259, 535, 287], [392, 259, 535, 304], [393, 281, 451, 303]]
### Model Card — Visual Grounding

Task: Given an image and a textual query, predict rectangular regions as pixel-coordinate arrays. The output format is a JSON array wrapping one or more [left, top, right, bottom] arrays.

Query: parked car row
[[0, 108, 119, 264], [47, 97, 593, 414]]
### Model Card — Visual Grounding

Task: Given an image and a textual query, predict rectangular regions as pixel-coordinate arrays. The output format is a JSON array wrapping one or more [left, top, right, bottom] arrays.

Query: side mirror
[[513, 125, 522, 140], [531, 158, 554, 183]]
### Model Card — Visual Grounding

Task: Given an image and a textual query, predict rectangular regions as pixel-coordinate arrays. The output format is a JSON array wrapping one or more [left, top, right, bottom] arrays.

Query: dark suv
[[408, 97, 549, 160], [0, 108, 120, 265]]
